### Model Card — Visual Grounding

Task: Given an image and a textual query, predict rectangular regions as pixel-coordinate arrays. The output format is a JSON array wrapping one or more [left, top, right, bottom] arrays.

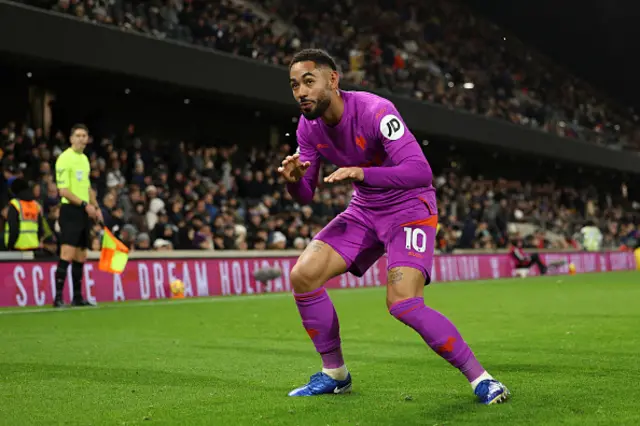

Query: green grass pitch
[[1, 271, 639, 425]]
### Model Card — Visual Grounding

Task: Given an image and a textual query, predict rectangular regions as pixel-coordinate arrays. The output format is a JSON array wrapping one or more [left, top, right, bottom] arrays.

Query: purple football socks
[[390, 297, 485, 382], [294, 287, 345, 369]]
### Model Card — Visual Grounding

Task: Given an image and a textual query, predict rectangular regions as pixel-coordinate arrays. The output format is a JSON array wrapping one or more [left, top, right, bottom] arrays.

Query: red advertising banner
[[0, 251, 636, 307]]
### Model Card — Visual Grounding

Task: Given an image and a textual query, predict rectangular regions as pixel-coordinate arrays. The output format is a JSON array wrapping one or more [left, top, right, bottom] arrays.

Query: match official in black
[[4, 178, 45, 252], [53, 124, 103, 308]]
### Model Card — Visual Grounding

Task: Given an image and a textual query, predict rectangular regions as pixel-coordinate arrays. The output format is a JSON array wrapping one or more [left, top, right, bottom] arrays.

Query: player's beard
[[302, 91, 331, 120]]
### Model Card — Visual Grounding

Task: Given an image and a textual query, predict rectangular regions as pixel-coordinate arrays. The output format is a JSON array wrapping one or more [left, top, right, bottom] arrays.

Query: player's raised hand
[[278, 153, 311, 183], [324, 167, 364, 184]]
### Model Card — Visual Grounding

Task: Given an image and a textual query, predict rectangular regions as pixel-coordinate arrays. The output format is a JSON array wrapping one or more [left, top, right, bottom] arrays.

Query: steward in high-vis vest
[[4, 178, 45, 251]]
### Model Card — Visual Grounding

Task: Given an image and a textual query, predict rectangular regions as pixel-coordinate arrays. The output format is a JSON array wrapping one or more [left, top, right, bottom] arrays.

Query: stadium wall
[[0, 250, 636, 308], [1, 1, 640, 173]]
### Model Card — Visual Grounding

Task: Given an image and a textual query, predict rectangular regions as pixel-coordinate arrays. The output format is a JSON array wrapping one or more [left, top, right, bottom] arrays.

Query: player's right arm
[[281, 129, 321, 205]]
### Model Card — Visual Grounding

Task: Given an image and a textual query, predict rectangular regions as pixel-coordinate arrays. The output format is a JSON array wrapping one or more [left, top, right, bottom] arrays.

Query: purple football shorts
[[314, 196, 437, 283]]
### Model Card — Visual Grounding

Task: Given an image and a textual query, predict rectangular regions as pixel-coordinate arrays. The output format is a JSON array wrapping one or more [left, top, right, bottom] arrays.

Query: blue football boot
[[474, 379, 511, 405], [288, 372, 352, 396]]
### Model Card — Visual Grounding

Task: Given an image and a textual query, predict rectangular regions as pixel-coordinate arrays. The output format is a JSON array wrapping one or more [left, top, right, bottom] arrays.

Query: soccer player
[[278, 49, 510, 404], [53, 124, 103, 308], [509, 239, 548, 275]]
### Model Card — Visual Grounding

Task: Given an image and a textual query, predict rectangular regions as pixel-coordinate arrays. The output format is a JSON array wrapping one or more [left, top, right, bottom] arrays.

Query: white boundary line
[[0, 279, 505, 316], [0, 291, 298, 316]]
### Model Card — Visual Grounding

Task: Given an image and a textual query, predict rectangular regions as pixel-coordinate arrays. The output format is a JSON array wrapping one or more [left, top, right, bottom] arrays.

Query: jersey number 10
[[403, 227, 428, 253]]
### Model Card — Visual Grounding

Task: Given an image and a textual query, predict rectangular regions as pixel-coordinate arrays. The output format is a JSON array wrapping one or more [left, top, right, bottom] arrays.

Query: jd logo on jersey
[[379, 114, 405, 141]]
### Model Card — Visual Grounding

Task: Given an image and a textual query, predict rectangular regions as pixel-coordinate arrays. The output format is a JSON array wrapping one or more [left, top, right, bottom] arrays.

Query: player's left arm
[[362, 104, 433, 189]]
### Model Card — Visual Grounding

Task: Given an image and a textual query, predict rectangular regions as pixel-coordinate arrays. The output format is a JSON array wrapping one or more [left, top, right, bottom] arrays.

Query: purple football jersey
[[289, 90, 436, 210]]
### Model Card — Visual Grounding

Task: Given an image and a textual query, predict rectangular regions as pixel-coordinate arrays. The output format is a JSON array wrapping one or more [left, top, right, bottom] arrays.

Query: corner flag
[[99, 228, 129, 274]]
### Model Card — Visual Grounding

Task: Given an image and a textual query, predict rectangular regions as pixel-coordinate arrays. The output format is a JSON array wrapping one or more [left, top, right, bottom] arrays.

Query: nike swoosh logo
[[333, 386, 342, 394]]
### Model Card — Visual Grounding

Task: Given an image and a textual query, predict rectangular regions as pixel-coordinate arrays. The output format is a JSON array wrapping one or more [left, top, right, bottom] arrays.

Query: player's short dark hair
[[290, 49, 337, 71], [70, 123, 89, 135]]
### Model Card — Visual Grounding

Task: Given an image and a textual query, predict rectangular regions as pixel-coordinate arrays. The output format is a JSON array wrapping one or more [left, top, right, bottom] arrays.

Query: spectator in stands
[[192, 224, 214, 250], [135, 232, 151, 251], [154, 238, 173, 251]]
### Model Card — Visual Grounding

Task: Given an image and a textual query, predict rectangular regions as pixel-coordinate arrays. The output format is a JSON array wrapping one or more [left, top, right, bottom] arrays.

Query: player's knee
[[60, 245, 75, 262], [386, 294, 411, 311], [385, 267, 425, 310], [291, 241, 346, 293], [290, 263, 324, 294], [386, 287, 421, 310], [74, 250, 87, 263]]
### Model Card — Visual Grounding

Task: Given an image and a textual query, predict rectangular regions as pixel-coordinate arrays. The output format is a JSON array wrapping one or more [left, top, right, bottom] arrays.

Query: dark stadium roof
[[463, 0, 640, 110]]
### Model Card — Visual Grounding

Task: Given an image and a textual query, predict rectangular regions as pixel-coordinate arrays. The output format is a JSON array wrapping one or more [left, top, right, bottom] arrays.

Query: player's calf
[[386, 266, 510, 404], [289, 240, 350, 393]]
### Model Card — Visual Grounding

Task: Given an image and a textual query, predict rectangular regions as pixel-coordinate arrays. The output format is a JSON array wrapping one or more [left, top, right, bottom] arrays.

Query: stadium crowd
[[17, 0, 640, 151], [1, 119, 639, 254]]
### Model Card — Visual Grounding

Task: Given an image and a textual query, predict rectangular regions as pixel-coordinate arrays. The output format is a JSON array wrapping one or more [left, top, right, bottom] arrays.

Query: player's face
[[289, 61, 336, 120], [70, 129, 89, 149]]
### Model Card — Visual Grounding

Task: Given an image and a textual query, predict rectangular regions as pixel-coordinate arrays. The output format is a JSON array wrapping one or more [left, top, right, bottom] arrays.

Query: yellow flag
[[99, 228, 129, 274]]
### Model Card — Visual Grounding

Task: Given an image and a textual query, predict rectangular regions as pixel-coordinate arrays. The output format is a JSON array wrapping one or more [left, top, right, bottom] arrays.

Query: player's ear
[[330, 70, 340, 90]]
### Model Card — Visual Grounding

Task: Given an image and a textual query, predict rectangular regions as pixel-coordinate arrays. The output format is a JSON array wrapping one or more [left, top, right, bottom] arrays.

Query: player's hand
[[324, 167, 364, 184], [95, 207, 104, 224], [85, 203, 97, 219], [277, 153, 311, 183]]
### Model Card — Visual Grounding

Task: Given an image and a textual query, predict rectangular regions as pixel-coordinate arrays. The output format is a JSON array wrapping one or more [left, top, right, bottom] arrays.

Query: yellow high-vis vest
[[4, 198, 40, 250]]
